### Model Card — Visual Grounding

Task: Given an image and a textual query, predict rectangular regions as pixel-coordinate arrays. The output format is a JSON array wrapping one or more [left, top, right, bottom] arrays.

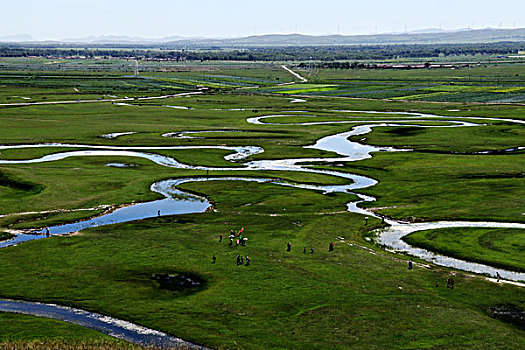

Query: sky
[[2, 0, 525, 40]]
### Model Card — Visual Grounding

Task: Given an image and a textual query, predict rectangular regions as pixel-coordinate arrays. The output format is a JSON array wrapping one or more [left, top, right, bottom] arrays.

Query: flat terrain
[[0, 60, 523, 349], [403, 227, 525, 272]]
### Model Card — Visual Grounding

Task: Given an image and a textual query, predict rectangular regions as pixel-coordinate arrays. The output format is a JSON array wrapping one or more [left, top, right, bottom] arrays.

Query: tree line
[[0, 42, 522, 61]]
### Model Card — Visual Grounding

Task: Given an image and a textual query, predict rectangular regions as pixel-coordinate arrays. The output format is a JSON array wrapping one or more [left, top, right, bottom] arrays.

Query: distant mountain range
[[60, 35, 200, 44], [174, 28, 525, 46], [1, 28, 524, 46], [0, 34, 34, 42]]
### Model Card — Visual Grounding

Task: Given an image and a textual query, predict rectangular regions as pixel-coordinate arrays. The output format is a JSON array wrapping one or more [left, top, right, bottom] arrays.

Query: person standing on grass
[[329, 242, 334, 252], [310, 247, 314, 254], [447, 274, 455, 289], [287, 242, 292, 252], [219, 234, 223, 243], [236, 254, 241, 266], [408, 259, 413, 270], [212, 255, 216, 264], [245, 256, 250, 266]]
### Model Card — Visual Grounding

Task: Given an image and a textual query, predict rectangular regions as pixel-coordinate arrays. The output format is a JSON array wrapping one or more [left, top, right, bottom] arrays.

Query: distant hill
[[0, 34, 34, 42], [60, 35, 195, 44], [166, 28, 525, 47], [2, 28, 524, 47]]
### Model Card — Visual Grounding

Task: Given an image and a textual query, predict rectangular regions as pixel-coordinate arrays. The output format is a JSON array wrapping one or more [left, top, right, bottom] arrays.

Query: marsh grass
[[0, 340, 161, 350], [0, 69, 524, 348]]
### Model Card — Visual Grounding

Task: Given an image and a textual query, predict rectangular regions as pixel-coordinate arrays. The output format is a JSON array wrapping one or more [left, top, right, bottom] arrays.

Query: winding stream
[[0, 299, 208, 349], [1, 112, 523, 278], [0, 109, 524, 347]]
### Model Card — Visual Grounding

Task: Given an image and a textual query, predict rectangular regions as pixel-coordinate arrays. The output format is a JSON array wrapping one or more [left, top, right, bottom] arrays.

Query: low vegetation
[[403, 227, 525, 272], [0, 58, 523, 349]]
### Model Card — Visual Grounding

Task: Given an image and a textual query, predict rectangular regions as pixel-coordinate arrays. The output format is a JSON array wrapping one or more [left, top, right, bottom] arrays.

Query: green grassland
[[353, 123, 525, 153], [0, 60, 295, 104], [403, 227, 525, 272], [3, 57, 525, 104], [310, 149, 525, 224], [0, 61, 523, 349], [0, 313, 114, 342], [266, 62, 525, 103]]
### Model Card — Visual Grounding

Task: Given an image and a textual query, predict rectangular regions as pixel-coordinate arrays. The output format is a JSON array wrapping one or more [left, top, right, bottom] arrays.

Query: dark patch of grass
[[488, 304, 525, 330], [459, 172, 525, 180], [0, 170, 43, 194], [0, 232, 14, 241], [382, 126, 423, 136], [151, 272, 207, 293]]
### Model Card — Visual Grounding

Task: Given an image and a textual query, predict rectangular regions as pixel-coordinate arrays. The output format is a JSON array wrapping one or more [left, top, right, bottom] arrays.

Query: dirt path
[[281, 65, 308, 83]]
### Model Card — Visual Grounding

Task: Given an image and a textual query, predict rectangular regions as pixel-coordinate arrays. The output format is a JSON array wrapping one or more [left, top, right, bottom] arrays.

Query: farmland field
[[265, 61, 525, 103], [0, 59, 524, 349]]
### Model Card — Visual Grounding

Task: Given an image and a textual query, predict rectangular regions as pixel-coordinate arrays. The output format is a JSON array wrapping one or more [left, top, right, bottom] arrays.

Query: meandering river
[[0, 109, 523, 347]]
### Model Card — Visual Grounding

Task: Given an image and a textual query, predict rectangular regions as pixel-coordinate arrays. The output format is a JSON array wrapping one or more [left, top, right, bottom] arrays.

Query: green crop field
[[265, 62, 525, 103], [0, 59, 523, 349]]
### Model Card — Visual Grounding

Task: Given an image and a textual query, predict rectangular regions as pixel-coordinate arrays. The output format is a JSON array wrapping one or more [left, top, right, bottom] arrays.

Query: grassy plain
[[0, 61, 523, 349], [265, 62, 525, 102], [3, 57, 525, 103], [403, 227, 525, 272]]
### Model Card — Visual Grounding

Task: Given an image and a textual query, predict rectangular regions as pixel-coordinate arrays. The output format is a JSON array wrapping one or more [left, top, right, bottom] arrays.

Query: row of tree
[[0, 42, 522, 61]]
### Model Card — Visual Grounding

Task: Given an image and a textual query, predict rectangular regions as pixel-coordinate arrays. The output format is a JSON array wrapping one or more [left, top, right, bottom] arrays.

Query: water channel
[[0, 109, 523, 347]]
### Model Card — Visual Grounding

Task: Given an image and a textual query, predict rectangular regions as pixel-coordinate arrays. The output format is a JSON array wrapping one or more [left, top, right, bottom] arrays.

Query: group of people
[[214, 229, 338, 267], [213, 228, 251, 266], [302, 247, 314, 254], [286, 242, 335, 254], [236, 254, 250, 266], [226, 228, 247, 247]]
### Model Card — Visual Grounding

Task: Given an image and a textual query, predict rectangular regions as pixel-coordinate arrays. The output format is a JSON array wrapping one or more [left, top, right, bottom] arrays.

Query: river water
[[0, 109, 523, 347], [1, 111, 523, 280]]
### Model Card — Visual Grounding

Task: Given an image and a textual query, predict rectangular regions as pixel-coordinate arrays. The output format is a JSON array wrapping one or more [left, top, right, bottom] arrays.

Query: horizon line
[[2, 26, 524, 42]]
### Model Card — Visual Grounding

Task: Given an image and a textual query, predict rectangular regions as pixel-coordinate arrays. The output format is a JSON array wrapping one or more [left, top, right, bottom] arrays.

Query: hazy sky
[[3, 0, 524, 40]]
